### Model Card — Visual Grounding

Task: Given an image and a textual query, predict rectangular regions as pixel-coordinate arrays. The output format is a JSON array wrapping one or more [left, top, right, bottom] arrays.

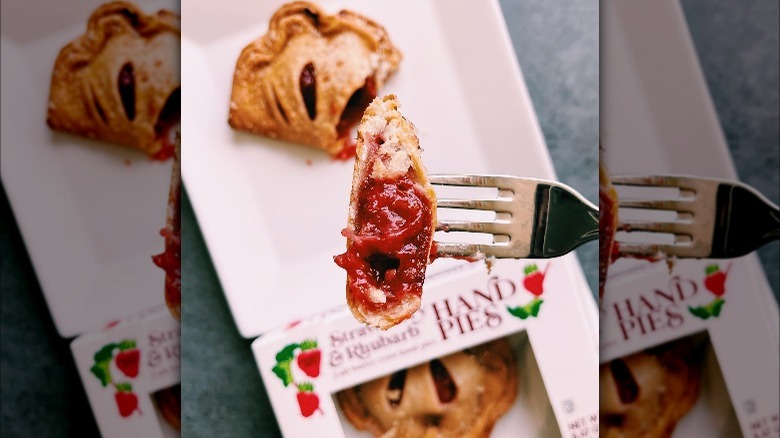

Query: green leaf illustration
[[524, 264, 538, 275], [299, 339, 318, 351], [507, 306, 529, 320], [275, 343, 300, 363], [709, 298, 725, 317], [90, 362, 112, 387], [705, 264, 720, 275], [688, 306, 711, 320], [272, 360, 295, 387], [529, 298, 544, 317], [117, 339, 136, 351], [91, 343, 118, 387]]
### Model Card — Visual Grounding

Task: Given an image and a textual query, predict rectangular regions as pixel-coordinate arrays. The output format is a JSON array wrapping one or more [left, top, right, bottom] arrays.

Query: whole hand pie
[[334, 95, 436, 330], [337, 339, 518, 438], [47, 1, 181, 159], [228, 1, 402, 157], [600, 338, 704, 437]]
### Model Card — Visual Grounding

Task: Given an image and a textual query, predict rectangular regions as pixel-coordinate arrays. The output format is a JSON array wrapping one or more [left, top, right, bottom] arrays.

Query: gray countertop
[[1, 0, 776, 437]]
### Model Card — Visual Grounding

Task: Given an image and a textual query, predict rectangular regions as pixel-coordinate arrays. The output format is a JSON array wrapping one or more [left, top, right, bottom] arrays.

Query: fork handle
[[531, 185, 599, 257], [712, 184, 780, 258]]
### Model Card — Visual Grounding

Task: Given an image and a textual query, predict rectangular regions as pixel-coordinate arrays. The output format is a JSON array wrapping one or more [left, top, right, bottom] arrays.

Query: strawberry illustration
[[115, 383, 140, 417], [703, 264, 729, 297], [296, 340, 321, 378], [522, 264, 549, 296], [115, 340, 140, 378], [296, 382, 321, 417]]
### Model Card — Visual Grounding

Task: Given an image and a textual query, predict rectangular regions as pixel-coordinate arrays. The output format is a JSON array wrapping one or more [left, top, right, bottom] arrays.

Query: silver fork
[[612, 175, 780, 258], [430, 174, 598, 259]]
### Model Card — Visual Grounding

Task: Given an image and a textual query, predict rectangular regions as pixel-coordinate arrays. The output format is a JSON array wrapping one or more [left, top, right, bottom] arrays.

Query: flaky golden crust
[[600, 339, 704, 437], [47, 1, 180, 156], [343, 95, 436, 330], [337, 339, 518, 438], [228, 1, 401, 155]]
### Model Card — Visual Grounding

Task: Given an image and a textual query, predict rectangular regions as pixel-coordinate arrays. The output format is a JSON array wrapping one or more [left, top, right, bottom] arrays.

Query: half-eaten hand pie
[[46, 1, 181, 159], [153, 384, 181, 431], [600, 338, 704, 437], [336, 338, 518, 438], [334, 95, 436, 330], [228, 1, 402, 157]]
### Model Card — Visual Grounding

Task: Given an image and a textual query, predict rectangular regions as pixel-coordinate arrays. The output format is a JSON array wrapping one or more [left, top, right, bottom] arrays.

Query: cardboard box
[[253, 259, 599, 437], [601, 258, 780, 437], [71, 307, 181, 438]]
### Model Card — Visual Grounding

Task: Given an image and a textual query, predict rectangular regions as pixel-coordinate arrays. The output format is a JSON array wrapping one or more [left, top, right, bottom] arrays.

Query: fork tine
[[617, 199, 694, 212], [435, 242, 506, 257], [436, 198, 513, 212], [615, 243, 670, 257], [437, 220, 511, 234], [618, 220, 689, 234], [611, 175, 697, 190], [429, 174, 512, 189]]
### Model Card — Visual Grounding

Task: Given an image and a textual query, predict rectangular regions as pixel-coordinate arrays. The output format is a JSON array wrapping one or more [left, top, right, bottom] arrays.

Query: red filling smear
[[334, 167, 433, 312], [598, 184, 617, 299], [332, 77, 377, 161], [151, 88, 180, 161], [152, 176, 181, 318], [151, 124, 178, 161]]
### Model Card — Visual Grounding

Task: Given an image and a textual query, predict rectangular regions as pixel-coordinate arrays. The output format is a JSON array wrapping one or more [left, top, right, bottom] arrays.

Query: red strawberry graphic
[[296, 382, 321, 417], [115, 383, 140, 417], [297, 340, 321, 378], [522, 264, 549, 296], [115, 348, 140, 378], [704, 263, 729, 297]]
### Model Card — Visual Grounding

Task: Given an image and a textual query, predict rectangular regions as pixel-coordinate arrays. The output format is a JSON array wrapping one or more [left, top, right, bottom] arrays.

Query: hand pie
[[599, 158, 619, 300], [46, 1, 180, 159], [152, 129, 181, 320], [334, 95, 436, 330], [228, 1, 402, 157], [600, 338, 704, 437], [336, 339, 518, 438]]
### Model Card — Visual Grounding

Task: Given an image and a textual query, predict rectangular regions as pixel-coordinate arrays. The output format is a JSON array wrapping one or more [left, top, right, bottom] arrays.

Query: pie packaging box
[[601, 258, 780, 437], [252, 259, 599, 437], [71, 306, 180, 438]]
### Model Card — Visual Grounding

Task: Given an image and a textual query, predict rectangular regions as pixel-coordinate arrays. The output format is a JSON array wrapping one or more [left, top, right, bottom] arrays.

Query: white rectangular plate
[[182, 0, 596, 337], [0, 0, 176, 337]]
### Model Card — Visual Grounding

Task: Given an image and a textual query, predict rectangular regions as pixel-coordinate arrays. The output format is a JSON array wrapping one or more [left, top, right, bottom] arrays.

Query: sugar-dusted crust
[[228, 1, 401, 155], [47, 1, 180, 156], [338, 95, 436, 330], [600, 338, 704, 437], [336, 339, 518, 438]]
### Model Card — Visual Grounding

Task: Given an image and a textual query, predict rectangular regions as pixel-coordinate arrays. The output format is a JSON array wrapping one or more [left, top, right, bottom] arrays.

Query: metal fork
[[613, 175, 780, 258], [430, 174, 598, 259]]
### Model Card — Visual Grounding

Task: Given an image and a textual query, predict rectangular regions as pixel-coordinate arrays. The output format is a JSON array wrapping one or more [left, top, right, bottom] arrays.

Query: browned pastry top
[[47, 1, 180, 157], [228, 1, 402, 155], [337, 339, 518, 438], [600, 339, 705, 438]]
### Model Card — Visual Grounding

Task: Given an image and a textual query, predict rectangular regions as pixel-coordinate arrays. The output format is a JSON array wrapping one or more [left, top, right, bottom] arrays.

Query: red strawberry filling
[[334, 169, 434, 313]]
